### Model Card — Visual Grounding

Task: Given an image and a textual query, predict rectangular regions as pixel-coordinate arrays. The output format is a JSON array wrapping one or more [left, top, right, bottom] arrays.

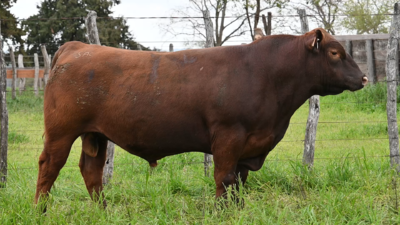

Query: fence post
[[9, 48, 16, 100], [298, 9, 320, 169], [39, 53, 44, 90], [34, 53, 39, 96], [137, 44, 142, 51], [41, 45, 50, 86], [386, 2, 400, 173], [169, 43, 174, 52], [85, 10, 115, 185], [48, 54, 52, 74], [267, 12, 272, 35], [85, 11, 101, 45], [17, 54, 25, 94], [202, 8, 214, 177], [366, 39, 376, 84], [345, 40, 352, 57], [0, 31, 9, 188], [261, 12, 272, 36]]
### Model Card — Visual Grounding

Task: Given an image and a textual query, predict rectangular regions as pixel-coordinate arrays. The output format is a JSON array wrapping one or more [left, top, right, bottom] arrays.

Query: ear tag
[[316, 38, 320, 50]]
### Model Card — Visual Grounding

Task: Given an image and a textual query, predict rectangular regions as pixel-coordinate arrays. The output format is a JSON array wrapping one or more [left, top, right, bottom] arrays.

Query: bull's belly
[[96, 119, 212, 161]]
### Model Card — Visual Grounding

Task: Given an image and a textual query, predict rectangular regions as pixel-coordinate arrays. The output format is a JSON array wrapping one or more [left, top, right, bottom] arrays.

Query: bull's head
[[305, 28, 368, 96]]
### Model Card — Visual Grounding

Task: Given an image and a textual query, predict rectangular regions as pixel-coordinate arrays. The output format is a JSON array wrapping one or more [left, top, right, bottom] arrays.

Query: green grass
[[1, 85, 400, 224]]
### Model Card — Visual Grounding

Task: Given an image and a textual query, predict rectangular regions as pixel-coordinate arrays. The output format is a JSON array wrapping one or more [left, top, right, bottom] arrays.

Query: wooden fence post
[[41, 45, 50, 86], [0, 31, 9, 187], [85, 11, 101, 45], [261, 12, 272, 36], [34, 53, 39, 96], [298, 9, 320, 169], [49, 55, 52, 73], [17, 54, 25, 94], [202, 8, 214, 177], [9, 48, 16, 100], [386, 2, 400, 173], [262, 14, 268, 36], [39, 53, 44, 90], [366, 39, 376, 84], [169, 43, 173, 52], [267, 12, 272, 35], [345, 40, 352, 57], [86, 10, 115, 185]]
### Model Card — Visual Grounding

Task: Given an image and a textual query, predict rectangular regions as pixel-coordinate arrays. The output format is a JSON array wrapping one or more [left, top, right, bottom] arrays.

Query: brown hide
[[35, 28, 366, 207]]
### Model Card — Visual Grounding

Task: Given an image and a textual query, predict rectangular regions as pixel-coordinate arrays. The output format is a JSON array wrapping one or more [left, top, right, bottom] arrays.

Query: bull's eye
[[332, 51, 338, 56]]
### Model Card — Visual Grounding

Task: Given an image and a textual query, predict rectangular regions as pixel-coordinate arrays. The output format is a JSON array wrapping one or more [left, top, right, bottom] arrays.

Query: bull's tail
[[50, 43, 67, 72]]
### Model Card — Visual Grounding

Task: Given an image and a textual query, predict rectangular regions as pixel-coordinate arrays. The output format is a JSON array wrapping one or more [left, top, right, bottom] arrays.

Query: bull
[[35, 28, 367, 209]]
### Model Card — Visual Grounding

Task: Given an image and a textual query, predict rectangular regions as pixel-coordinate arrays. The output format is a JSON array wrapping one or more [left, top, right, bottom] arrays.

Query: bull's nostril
[[362, 76, 368, 85]]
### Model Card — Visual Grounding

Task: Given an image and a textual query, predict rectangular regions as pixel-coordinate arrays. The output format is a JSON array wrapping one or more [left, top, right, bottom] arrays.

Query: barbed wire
[[3, 154, 393, 173], [5, 137, 389, 152], [0, 13, 396, 22]]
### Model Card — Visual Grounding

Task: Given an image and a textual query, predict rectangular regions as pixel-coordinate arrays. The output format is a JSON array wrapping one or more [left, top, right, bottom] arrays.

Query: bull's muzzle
[[362, 76, 368, 86]]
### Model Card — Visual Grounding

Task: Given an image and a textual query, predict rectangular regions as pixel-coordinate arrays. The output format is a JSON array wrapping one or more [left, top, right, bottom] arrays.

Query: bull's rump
[[45, 42, 256, 158]]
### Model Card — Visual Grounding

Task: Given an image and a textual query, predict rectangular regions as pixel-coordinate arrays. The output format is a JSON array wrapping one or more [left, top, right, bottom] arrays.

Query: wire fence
[[0, 13, 396, 22], [0, 10, 399, 198]]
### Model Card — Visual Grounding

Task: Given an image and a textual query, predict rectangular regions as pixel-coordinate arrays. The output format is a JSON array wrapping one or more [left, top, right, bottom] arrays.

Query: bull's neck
[[247, 37, 316, 116]]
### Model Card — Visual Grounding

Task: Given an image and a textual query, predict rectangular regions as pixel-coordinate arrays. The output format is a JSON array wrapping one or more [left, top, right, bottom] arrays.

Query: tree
[[162, 0, 286, 47], [341, 0, 396, 34], [22, 0, 149, 56], [0, 0, 25, 53], [244, 0, 287, 40], [295, 0, 341, 35]]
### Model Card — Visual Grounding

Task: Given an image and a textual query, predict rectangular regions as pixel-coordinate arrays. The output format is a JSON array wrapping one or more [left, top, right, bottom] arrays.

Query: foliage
[[0, 0, 25, 54], [22, 0, 150, 56], [341, 0, 396, 34]]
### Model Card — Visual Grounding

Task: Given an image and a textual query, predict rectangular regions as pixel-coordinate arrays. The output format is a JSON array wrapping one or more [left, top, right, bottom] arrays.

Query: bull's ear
[[306, 29, 323, 53]]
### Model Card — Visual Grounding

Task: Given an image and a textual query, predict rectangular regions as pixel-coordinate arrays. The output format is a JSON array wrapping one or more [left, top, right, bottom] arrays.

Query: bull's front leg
[[211, 128, 246, 204]]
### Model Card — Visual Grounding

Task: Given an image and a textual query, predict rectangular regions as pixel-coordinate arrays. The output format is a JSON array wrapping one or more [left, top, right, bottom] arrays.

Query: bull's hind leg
[[79, 133, 108, 208], [35, 135, 76, 212], [235, 165, 249, 185]]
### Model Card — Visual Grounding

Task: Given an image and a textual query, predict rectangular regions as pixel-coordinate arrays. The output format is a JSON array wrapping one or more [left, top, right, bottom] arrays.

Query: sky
[[9, 0, 255, 52]]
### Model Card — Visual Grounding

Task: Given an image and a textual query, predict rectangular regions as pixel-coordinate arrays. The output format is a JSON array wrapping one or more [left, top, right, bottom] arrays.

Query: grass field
[[1, 84, 400, 224]]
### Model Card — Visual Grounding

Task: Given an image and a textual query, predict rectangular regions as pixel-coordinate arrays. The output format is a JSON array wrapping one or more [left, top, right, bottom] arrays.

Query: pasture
[[1, 84, 400, 224]]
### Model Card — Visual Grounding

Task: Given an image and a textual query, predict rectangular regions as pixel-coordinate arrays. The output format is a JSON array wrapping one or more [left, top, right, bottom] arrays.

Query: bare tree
[[291, 0, 342, 35], [160, 0, 285, 46], [244, 0, 287, 40]]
